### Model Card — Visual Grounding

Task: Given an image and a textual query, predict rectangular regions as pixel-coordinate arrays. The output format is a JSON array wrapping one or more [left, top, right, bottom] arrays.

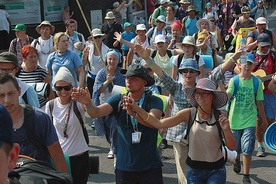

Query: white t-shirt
[[46, 99, 89, 157], [130, 36, 151, 64], [172, 54, 204, 84], [0, 9, 10, 33]]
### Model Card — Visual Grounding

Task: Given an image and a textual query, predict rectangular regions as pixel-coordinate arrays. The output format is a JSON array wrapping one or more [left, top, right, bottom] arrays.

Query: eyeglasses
[[55, 85, 72, 91], [94, 36, 102, 39], [194, 91, 212, 98], [209, 19, 215, 22], [181, 69, 198, 74], [0, 67, 17, 73]]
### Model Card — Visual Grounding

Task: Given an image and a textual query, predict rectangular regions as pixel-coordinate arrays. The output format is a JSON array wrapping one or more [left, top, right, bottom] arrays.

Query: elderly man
[[101, 11, 123, 51], [246, 17, 276, 52], [8, 24, 34, 65], [72, 64, 164, 184], [0, 73, 68, 173]]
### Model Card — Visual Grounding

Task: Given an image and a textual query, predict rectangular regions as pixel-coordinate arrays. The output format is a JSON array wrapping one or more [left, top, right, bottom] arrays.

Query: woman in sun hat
[[82, 28, 109, 98], [32, 20, 55, 69], [172, 35, 205, 83], [123, 77, 236, 183], [194, 18, 216, 49]]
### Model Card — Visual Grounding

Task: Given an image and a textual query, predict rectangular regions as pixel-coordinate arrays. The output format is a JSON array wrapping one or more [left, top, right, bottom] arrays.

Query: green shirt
[[152, 7, 167, 26]]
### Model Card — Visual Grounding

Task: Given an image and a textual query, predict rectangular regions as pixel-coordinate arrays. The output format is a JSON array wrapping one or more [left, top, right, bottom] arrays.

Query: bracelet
[[103, 82, 108, 88], [148, 58, 154, 67], [86, 101, 93, 110], [229, 57, 236, 63], [144, 113, 150, 121]]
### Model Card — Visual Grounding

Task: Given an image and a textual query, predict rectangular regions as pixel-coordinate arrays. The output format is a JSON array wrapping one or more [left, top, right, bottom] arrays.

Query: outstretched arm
[[114, 32, 134, 49], [221, 49, 242, 74], [134, 44, 164, 78]]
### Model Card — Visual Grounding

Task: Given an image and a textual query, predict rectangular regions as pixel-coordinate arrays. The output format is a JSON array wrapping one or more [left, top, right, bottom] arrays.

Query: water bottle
[[239, 38, 247, 64]]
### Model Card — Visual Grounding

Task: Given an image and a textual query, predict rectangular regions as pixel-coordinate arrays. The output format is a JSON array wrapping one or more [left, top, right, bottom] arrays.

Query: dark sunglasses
[[181, 69, 198, 74], [94, 36, 102, 39], [209, 19, 215, 22], [55, 85, 72, 91]]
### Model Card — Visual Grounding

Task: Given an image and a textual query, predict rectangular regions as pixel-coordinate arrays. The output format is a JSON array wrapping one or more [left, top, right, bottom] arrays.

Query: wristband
[[144, 113, 150, 121], [148, 58, 155, 67], [103, 82, 108, 88], [86, 101, 93, 110]]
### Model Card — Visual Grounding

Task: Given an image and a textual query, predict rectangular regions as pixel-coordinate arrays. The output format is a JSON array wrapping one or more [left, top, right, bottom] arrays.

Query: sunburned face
[[0, 81, 21, 114]]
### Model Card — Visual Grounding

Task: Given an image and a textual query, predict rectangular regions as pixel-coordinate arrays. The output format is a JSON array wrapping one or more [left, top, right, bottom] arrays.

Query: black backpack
[[151, 50, 173, 58], [8, 156, 73, 184], [177, 53, 200, 68]]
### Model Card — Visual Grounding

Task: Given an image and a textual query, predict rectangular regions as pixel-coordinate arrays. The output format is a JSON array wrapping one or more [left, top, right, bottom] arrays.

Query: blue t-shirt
[[185, 17, 199, 36], [106, 93, 163, 171], [13, 107, 59, 163], [122, 31, 135, 51], [46, 50, 83, 88]]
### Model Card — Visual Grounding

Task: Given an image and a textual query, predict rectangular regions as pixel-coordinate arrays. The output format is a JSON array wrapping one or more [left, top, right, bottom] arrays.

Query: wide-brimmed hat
[[241, 6, 250, 14], [187, 5, 196, 12], [257, 33, 271, 47], [178, 59, 200, 74], [179, 0, 191, 4], [184, 78, 228, 108], [176, 36, 200, 52], [256, 17, 267, 25], [91, 28, 105, 39], [36, 21, 55, 34], [12, 23, 26, 31], [74, 42, 85, 51], [135, 24, 147, 34], [120, 64, 155, 86], [196, 18, 212, 31], [0, 104, 13, 147], [105, 11, 115, 19], [0, 52, 20, 67]]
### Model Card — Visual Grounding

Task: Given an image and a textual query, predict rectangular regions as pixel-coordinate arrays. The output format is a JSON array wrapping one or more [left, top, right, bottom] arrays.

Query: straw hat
[[176, 36, 200, 52], [36, 21, 55, 34], [105, 11, 115, 19]]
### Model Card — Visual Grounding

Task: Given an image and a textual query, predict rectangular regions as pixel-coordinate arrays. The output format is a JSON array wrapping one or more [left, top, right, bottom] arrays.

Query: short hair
[[21, 45, 38, 59], [0, 73, 19, 90], [167, 4, 176, 14], [65, 19, 76, 27], [0, 142, 12, 155], [53, 32, 68, 50]]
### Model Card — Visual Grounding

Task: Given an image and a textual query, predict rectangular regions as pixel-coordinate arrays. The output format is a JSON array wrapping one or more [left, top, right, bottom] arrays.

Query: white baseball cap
[[136, 24, 147, 31], [160, 0, 170, 4], [154, 34, 166, 44], [256, 17, 267, 25]]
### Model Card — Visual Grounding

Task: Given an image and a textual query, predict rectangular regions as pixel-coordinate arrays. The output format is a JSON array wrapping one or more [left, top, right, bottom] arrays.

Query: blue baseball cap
[[178, 59, 200, 74], [0, 104, 13, 147], [123, 22, 131, 29]]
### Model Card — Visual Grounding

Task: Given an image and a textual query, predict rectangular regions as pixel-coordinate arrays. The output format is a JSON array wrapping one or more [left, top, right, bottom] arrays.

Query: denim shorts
[[187, 166, 226, 184], [232, 127, 256, 156], [263, 94, 276, 119]]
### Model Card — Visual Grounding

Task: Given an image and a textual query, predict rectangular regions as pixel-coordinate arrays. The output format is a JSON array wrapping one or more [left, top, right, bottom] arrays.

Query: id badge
[[132, 131, 142, 144]]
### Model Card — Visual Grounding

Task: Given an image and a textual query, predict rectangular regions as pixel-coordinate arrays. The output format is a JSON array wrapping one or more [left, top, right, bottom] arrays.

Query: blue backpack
[[226, 75, 259, 112]]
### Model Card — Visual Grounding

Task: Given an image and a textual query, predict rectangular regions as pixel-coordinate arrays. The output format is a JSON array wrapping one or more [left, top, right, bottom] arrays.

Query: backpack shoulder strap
[[48, 99, 55, 120], [194, 32, 198, 42], [233, 75, 240, 97], [22, 92, 28, 105], [33, 39, 40, 48], [167, 50, 173, 58], [73, 101, 89, 144], [195, 54, 200, 63], [12, 38, 17, 54], [184, 107, 197, 140], [77, 33, 82, 42], [22, 105, 46, 149], [252, 75, 259, 97], [151, 50, 157, 58], [177, 53, 185, 68]]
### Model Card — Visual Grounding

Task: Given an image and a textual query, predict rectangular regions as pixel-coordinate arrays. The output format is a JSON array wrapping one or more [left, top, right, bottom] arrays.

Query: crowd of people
[[0, 0, 276, 184]]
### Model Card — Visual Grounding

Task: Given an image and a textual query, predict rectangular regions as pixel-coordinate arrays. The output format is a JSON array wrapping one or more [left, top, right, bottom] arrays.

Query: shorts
[[122, 50, 129, 56], [187, 166, 226, 183], [263, 94, 276, 119], [232, 127, 256, 156]]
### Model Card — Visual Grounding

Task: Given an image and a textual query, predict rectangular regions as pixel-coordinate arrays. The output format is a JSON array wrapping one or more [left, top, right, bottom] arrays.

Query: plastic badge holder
[[264, 121, 276, 152]]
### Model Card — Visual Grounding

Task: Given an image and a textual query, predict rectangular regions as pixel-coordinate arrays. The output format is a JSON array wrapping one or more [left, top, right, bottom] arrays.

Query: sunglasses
[[209, 19, 215, 22], [94, 36, 102, 39], [181, 69, 198, 74], [55, 85, 72, 91], [194, 92, 212, 98]]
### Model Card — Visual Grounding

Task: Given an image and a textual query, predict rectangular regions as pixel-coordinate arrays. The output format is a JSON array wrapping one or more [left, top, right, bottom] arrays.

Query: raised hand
[[134, 44, 151, 59], [71, 87, 91, 106]]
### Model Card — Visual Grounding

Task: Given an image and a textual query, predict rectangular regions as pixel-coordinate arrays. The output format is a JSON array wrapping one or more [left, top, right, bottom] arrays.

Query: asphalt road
[[86, 7, 276, 184]]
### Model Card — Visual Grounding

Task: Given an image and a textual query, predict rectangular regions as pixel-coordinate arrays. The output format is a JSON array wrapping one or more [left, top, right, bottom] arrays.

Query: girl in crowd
[[45, 67, 89, 184], [46, 32, 85, 90]]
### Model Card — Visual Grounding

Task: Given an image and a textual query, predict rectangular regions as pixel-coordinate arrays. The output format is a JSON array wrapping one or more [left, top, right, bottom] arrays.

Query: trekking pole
[[75, 0, 114, 86]]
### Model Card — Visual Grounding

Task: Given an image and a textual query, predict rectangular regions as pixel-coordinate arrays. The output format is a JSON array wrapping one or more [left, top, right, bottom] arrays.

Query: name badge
[[132, 131, 142, 144]]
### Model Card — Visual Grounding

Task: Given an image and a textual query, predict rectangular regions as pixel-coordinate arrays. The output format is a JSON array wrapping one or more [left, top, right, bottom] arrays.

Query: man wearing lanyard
[[72, 64, 164, 184]]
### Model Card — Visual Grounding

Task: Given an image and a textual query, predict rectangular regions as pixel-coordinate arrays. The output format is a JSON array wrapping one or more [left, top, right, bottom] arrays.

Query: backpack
[[48, 100, 89, 145], [77, 32, 83, 42], [151, 50, 173, 58], [22, 93, 28, 105], [177, 53, 200, 68], [226, 75, 259, 112], [8, 156, 73, 184], [12, 36, 34, 54], [148, 8, 161, 26], [184, 107, 228, 163]]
